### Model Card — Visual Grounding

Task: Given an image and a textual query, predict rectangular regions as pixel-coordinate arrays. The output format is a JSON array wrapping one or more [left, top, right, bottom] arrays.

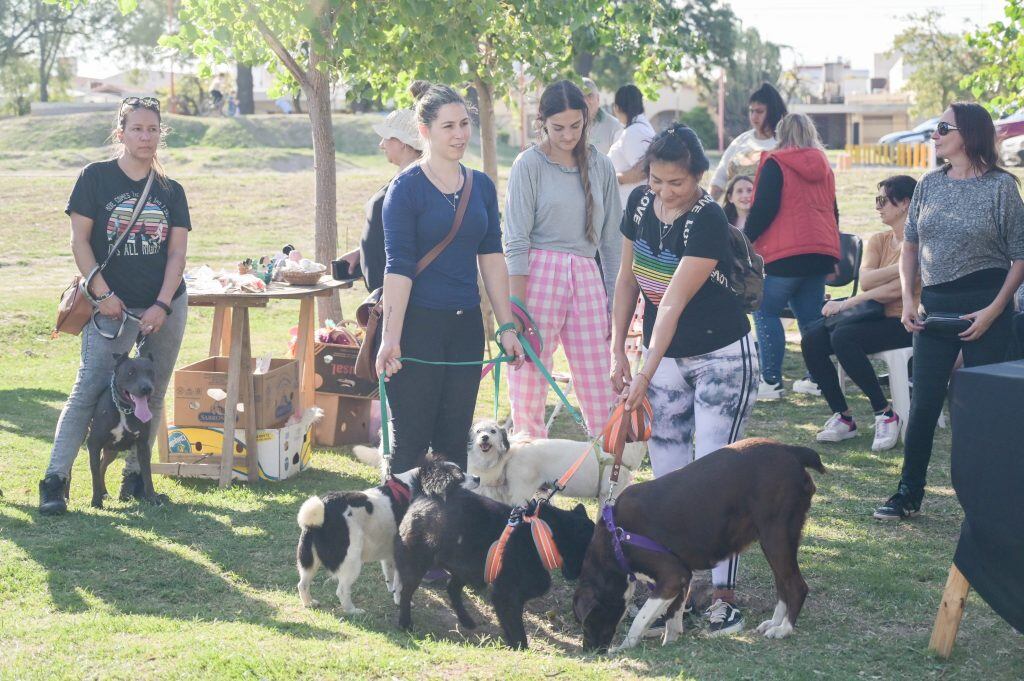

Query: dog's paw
[[755, 618, 776, 634], [142, 493, 169, 506], [457, 615, 477, 630], [761, 620, 794, 639], [90, 497, 104, 509], [300, 598, 320, 608], [342, 607, 365, 616]]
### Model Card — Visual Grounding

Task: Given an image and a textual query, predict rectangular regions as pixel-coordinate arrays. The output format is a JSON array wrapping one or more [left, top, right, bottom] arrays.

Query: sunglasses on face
[[875, 195, 891, 209], [936, 121, 959, 136], [120, 96, 160, 117]]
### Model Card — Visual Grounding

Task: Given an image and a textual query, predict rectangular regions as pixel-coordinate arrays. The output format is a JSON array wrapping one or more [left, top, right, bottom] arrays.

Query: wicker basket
[[280, 268, 325, 286]]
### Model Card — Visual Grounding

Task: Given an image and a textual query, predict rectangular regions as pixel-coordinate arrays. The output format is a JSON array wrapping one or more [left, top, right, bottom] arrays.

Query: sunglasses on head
[[120, 96, 160, 116], [936, 121, 959, 136]]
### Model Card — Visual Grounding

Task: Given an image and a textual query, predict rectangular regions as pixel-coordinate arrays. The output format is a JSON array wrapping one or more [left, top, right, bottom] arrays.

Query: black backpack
[[635, 190, 764, 312]]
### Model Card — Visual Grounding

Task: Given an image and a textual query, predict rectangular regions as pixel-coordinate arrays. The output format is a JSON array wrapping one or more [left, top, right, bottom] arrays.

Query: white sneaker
[[757, 380, 784, 400], [816, 413, 858, 442], [871, 411, 901, 451], [792, 378, 821, 396]]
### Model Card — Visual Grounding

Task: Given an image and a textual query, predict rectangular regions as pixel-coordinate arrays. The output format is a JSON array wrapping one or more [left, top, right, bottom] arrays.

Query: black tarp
[[950, 360, 1024, 633]]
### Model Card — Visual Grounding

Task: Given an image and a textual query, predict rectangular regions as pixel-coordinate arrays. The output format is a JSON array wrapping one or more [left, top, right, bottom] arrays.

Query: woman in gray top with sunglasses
[[39, 97, 191, 515], [873, 103, 1024, 521]]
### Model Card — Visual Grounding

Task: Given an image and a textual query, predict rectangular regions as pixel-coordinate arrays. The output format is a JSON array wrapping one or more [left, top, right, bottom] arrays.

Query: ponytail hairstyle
[[642, 123, 710, 178], [948, 102, 1019, 185], [614, 85, 645, 127], [538, 80, 596, 243], [408, 79, 432, 102], [110, 97, 169, 188]]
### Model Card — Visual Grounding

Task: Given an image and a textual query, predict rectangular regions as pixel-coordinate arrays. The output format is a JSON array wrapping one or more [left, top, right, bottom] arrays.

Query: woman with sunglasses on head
[[614, 125, 759, 637], [801, 175, 919, 451], [873, 104, 1024, 521], [503, 80, 622, 437], [39, 97, 191, 515]]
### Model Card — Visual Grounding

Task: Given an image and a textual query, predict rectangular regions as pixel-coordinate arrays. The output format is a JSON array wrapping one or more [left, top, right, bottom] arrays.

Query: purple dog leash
[[601, 504, 675, 583]]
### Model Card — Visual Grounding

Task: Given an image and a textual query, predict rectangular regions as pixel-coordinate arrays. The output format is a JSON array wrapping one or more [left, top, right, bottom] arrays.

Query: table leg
[[240, 310, 259, 483], [296, 297, 316, 414], [209, 304, 232, 357], [929, 563, 971, 659], [218, 309, 247, 487], [157, 414, 170, 463]]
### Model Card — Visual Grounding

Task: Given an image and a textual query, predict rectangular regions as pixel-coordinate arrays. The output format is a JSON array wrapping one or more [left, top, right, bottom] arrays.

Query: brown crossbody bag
[[354, 169, 474, 382], [52, 170, 155, 338]]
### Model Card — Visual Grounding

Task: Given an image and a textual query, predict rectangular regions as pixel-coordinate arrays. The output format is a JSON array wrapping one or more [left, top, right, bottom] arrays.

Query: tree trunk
[[306, 52, 341, 324], [236, 63, 255, 115], [472, 78, 497, 346]]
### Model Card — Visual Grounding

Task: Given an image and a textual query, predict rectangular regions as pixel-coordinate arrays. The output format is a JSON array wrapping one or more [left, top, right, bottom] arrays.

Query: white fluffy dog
[[467, 420, 647, 506]]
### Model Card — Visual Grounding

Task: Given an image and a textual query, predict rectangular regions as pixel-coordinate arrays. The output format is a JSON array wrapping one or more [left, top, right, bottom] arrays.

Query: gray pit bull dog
[[87, 352, 166, 508]]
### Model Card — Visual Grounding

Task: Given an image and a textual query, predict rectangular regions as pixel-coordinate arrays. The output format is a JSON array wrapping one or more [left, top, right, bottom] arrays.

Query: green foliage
[[0, 55, 35, 115], [695, 26, 783, 141], [891, 10, 983, 117], [965, 0, 1024, 115], [678, 106, 718, 149]]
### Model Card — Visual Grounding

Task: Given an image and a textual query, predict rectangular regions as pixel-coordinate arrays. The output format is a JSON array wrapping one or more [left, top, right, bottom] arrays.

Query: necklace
[[654, 198, 685, 251], [423, 161, 462, 211]]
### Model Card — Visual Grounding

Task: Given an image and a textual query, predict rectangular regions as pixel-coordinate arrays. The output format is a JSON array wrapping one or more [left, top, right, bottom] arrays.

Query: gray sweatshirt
[[905, 168, 1024, 287], [503, 145, 623, 298]]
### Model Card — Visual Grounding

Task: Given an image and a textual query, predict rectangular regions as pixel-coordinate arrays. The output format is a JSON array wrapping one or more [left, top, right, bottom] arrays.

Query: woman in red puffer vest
[[744, 113, 840, 400]]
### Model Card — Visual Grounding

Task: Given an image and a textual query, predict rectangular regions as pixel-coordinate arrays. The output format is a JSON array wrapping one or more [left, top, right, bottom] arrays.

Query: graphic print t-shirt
[[66, 160, 191, 309], [621, 186, 750, 358]]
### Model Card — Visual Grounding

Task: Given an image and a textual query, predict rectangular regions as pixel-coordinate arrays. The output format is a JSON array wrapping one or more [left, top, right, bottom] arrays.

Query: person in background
[[376, 83, 524, 474], [744, 112, 840, 401], [581, 77, 623, 156], [338, 82, 427, 291], [503, 80, 622, 438], [874, 103, 1024, 521], [721, 174, 754, 231], [608, 84, 656, 207], [709, 82, 788, 200], [802, 175, 919, 451]]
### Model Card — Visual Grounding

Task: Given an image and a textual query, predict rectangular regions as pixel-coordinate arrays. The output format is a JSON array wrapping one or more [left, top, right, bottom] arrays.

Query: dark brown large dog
[[573, 438, 824, 652]]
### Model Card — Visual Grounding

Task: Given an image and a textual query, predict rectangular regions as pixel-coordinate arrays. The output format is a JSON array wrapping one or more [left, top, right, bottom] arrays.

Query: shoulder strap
[[99, 169, 155, 272], [414, 169, 474, 277]]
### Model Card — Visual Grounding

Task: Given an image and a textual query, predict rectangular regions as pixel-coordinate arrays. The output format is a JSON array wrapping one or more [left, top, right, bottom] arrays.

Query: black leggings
[[386, 305, 484, 473], [801, 316, 912, 414], [900, 286, 1014, 496]]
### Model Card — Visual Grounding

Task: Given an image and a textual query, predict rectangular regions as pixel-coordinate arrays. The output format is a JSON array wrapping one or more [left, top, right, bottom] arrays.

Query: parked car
[[1000, 135, 1024, 167], [878, 117, 940, 146], [995, 112, 1024, 141]]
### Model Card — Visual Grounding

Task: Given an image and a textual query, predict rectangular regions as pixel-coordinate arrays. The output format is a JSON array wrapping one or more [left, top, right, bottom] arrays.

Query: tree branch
[[240, 0, 309, 90]]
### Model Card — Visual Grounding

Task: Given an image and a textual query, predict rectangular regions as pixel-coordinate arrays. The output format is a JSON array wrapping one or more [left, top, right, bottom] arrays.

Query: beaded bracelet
[[494, 321, 517, 345]]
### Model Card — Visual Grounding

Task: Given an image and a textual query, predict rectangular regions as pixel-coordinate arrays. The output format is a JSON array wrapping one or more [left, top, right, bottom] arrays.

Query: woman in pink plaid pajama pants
[[504, 81, 624, 437]]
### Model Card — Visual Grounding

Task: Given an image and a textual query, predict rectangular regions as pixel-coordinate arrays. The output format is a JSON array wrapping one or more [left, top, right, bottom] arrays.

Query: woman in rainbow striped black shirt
[[610, 124, 759, 636]]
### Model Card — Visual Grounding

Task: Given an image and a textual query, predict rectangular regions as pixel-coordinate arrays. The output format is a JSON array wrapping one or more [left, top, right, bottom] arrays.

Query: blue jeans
[[752, 274, 826, 384], [46, 295, 188, 479]]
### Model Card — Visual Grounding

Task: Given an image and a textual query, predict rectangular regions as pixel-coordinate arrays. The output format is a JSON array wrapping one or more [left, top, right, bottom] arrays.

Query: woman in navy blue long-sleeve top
[[377, 84, 524, 473]]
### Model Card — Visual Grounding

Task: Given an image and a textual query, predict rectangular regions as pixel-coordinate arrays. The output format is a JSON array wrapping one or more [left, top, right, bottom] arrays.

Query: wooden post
[[239, 310, 259, 483], [296, 297, 316, 414], [218, 310, 248, 487], [929, 563, 970, 659]]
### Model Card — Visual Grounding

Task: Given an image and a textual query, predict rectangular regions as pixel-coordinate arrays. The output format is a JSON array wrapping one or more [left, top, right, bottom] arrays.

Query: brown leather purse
[[354, 170, 474, 382], [52, 170, 155, 338]]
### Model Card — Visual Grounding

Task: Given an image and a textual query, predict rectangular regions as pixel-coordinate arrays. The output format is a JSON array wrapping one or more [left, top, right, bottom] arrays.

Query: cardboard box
[[314, 393, 374, 446], [165, 420, 314, 482], [312, 343, 379, 398], [174, 357, 299, 429]]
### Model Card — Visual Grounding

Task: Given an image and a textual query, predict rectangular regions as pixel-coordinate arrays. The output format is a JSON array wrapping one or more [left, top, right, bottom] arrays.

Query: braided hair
[[538, 80, 596, 243]]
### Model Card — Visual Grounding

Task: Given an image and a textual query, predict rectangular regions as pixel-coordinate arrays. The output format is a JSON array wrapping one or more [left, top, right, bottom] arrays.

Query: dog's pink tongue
[[132, 395, 153, 423]]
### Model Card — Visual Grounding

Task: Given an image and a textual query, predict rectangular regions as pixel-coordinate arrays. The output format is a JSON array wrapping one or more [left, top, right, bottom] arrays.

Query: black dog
[[86, 352, 165, 508], [395, 454, 595, 649], [574, 438, 824, 653]]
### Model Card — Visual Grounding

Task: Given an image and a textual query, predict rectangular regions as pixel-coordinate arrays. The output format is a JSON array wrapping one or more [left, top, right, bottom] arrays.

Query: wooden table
[[152, 277, 352, 487]]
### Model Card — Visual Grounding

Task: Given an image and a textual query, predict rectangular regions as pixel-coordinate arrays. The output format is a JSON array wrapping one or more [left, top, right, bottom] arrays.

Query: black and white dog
[[87, 352, 164, 509], [296, 461, 479, 614], [395, 454, 595, 649]]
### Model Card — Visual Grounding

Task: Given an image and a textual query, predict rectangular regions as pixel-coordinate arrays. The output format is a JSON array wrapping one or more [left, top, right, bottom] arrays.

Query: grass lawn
[[0, 136, 1022, 679]]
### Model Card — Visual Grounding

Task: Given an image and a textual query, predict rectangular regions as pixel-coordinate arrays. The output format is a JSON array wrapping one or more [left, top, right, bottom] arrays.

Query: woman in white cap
[[339, 82, 427, 291]]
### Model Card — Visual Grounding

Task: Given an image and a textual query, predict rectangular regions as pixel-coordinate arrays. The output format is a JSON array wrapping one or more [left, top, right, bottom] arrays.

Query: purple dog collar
[[601, 504, 674, 583]]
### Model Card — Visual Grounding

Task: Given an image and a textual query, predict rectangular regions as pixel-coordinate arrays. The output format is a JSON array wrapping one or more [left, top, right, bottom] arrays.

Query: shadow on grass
[[0, 388, 64, 442]]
